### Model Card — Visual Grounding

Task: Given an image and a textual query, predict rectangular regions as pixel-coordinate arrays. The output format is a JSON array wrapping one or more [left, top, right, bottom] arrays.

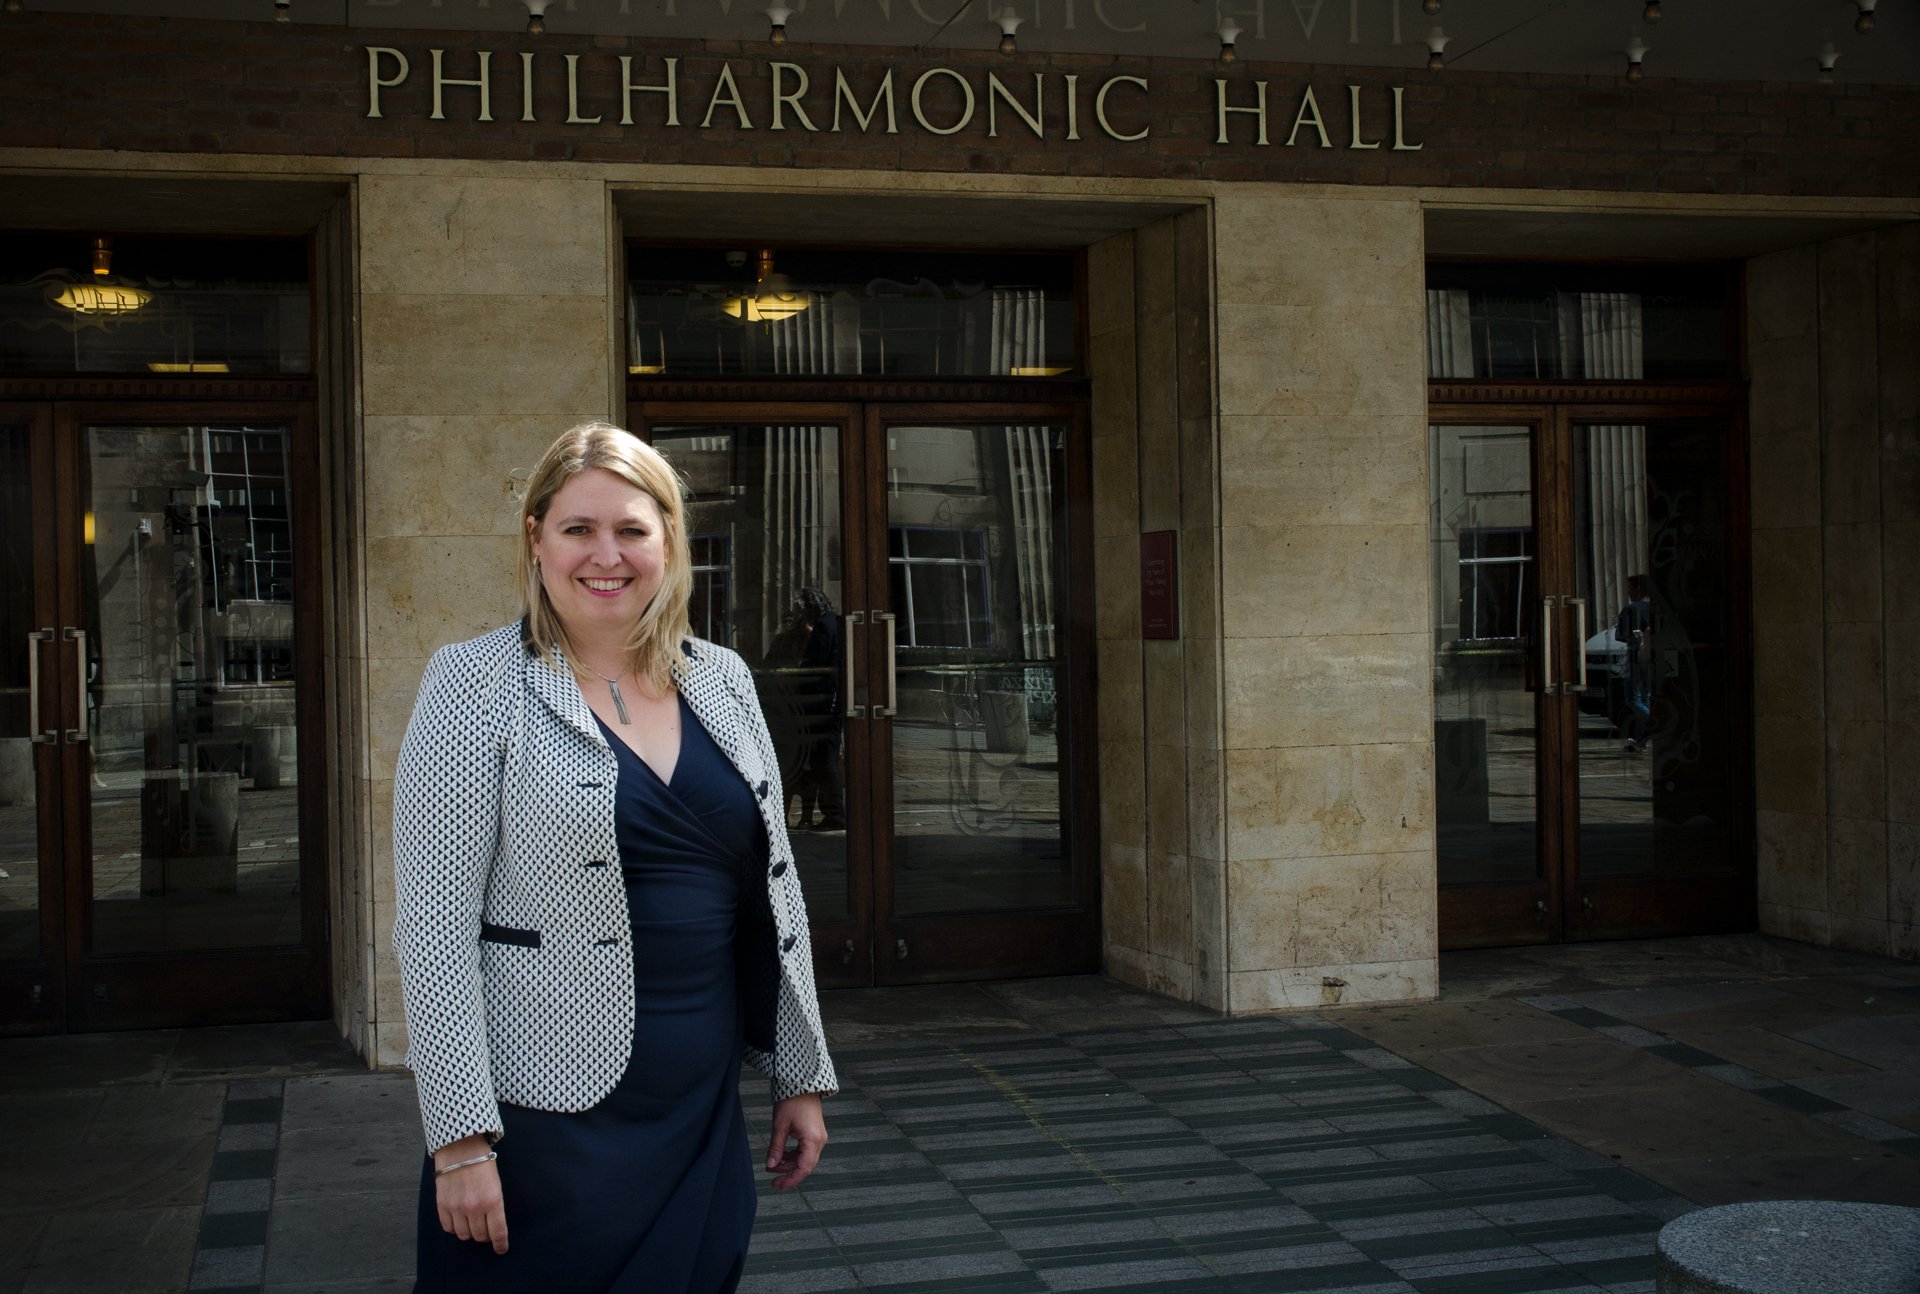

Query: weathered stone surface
[[1656, 1200, 1920, 1293]]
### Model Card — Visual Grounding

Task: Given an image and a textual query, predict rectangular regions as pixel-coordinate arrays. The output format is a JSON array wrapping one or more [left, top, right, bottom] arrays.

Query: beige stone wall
[[1212, 188, 1438, 1011], [355, 174, 618, 1065], [1749, 223, 1920, 958]]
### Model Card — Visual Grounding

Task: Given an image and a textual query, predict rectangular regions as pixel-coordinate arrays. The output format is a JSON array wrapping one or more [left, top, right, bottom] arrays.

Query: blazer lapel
[[524, 647, 607, 749]]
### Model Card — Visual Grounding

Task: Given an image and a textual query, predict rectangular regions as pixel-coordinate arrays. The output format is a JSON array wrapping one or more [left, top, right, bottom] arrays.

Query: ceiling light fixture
[[1425, 26, 1449, 70], [723, 248, 810, 323], [4, 0, 24, 15], [765, 4, 791, 45], [274, 0, 290, 21], [1854, 1, 1876, 34], [1422, 0, 1441, 14], [1642, 1, 1661, 23], [995, 9, 1022, 56], [1625, 35, 1648, 82], [91, 236, 112, 276], [1216, 19, 1241, 63], [1817, 42, 1841, 83], [525, 0, 546, 34]]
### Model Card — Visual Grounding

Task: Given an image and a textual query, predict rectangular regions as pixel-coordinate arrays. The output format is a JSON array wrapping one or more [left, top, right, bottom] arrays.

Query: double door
[[1, 400, 328, 1034], [633, 401, 1098, 987], [1430, 401, 1754, 948]]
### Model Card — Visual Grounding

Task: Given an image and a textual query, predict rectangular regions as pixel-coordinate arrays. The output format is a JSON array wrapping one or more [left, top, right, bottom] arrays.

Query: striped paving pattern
[[740, 1016, 1683, 1293]]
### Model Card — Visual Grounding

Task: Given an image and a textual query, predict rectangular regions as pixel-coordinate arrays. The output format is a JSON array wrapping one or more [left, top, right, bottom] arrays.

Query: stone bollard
[[1656, 1200, 1920, 1293]]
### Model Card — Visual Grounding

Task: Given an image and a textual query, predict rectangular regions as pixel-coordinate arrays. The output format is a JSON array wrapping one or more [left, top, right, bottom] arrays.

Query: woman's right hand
[[433, 1134, 508, 1254]]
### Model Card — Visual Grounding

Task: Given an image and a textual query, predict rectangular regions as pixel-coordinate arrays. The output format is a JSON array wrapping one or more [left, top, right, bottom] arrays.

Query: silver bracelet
[[434, 1150, 498, 1177]]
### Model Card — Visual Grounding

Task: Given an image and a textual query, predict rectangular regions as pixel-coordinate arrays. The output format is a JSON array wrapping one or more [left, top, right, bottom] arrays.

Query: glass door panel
[[883, 423, 1071, 919], [81, 422, 303, 953], [1431, 422, 1549, 945], [0, 417, 50, 970], [1571, 418, 1740, 891], [649, 422, 855, 930]]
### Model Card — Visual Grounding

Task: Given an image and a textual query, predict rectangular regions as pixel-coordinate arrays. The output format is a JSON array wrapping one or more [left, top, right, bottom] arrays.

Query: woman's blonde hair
[[518, 421, 692, 693]]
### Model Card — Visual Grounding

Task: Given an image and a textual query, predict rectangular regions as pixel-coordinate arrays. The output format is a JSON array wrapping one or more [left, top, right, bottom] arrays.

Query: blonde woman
[[393, 422, 835, 1292]]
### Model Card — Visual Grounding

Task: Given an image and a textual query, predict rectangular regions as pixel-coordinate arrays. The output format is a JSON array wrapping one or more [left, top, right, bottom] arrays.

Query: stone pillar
[[355, 171, 616, 1067], [1211, 189, 1436, 1011]]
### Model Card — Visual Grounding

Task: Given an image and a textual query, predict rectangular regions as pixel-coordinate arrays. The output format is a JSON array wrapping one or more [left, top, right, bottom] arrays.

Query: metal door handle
[[63, 628, 87, 743], [1562, 596, 1588, 694], [1539, 597, 1555, 695], [840, 939, 856, 965], [842, 611, 866, 719], [27, 628, 56, 744], [872, 610, 898, 718]]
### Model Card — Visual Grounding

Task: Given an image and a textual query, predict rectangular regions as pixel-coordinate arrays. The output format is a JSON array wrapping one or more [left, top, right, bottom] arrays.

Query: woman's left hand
[[765, 1093, 828, 1191]]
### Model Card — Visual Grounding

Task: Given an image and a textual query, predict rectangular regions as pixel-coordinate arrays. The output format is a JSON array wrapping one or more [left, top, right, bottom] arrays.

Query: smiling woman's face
[[527, 467, 668, 648]]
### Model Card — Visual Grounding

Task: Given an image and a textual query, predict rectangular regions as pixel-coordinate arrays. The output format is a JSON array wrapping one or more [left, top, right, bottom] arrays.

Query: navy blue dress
[[416, 694, 763, 1293]]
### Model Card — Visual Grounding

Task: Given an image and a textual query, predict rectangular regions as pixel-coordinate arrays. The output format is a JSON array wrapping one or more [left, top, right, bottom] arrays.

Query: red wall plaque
[[1140, 531, 1179, 640]]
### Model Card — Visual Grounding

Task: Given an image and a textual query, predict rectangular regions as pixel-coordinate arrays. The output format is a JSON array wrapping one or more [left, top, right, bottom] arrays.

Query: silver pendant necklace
[[578, 662, 632, 725]]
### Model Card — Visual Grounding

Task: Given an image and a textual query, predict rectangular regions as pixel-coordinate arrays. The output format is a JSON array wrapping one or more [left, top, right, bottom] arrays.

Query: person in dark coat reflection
[[791, 587, 845, 832]]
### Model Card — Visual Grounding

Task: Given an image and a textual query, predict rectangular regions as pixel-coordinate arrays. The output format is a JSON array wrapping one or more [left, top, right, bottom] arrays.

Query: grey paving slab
[[19, 1206, 198, 1294], [270, 1123, 435, 1200], [262, 1188, 415, 1286], [0, 1135, 216, 1218], [1790, 1016, 1920, 1073], [0, 1215, 50, 1294], [189, 1243, 265, 1289], [279, 1072, 420, 1133], [203, 1179, 274, 1215]]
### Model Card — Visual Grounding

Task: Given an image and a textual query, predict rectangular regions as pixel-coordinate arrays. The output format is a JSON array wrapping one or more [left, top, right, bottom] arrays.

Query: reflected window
[[688, 534, 733, 644], [1457, 528, 1532, 641], [889, 526, 992, 649], [0, 236, 311, 376], [627, 247, 1077, 379]]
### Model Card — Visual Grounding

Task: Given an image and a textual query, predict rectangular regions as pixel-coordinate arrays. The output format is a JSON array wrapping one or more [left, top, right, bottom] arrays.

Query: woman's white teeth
[[584, 578, 629, 591]]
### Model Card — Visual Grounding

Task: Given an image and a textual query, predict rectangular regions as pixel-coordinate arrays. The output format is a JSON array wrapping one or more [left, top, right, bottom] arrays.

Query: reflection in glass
[[0, 424, 41, 962], [1573, 422, 1734, 878], [1430, 424, 1540, 886], [888, 424, 1068, 915], [628, 248, 1077, 379], [651, 425, 850, 921], [85, 425, 302, 952]]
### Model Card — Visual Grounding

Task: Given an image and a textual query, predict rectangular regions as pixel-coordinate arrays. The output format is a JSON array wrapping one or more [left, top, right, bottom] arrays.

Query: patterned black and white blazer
[[392, 622, 838, 1152]]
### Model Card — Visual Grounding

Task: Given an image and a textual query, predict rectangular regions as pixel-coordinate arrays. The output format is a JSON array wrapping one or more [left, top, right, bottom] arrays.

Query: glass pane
[[0, 236, 311, 376], [1425, 263, 1731, 382], [1431, 424, 1541, 886], [888, 423, 1069, 915], [85, 424, 303, 953], [1573, 421, 1735, 878], [0, 422, 42, 961], [628, 248, 1077, 379], [651, 424, 850, 922]]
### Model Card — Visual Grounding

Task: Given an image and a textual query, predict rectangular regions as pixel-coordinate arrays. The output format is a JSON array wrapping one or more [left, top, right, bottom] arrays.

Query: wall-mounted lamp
[[1422, 0, 1441, 15], [1216, 19, 1241, 64], [1425, 26, 1449, 70], [275, 0, 289, 22], [765, 4, 791, 45], [995, 9, 1022, 57], [525, 0, 546, 34], [1642, 1, 1661, 23], [1625, 36, 1648, 82], [1817, 42, 1841, 83], [1855, 1, 1877, 34]]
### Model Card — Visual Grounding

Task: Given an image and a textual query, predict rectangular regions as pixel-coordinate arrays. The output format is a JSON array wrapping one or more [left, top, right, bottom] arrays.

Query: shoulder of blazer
[[420, 623, 533, 721]]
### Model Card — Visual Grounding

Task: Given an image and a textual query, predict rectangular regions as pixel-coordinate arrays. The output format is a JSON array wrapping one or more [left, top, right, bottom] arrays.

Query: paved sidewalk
[[3, 935, 1917, 1292]]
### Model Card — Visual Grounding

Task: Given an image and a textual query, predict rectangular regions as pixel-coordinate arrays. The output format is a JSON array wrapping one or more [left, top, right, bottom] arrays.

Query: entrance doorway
[[0, 400, 329, 1034], [633, 400, 1098, 987], [1429, 400, 1754, 948]]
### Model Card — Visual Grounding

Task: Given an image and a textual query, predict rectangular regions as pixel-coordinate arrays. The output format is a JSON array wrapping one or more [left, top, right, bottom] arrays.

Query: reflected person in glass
[[392, 422, 835, 1293], [1615, 573, 1653, 755]]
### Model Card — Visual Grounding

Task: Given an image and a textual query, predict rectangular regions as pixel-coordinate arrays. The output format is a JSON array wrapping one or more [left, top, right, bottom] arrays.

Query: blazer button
[[770, 859, 788, 878], [756, 780, 769, 800], [781, 934, 797, 953]]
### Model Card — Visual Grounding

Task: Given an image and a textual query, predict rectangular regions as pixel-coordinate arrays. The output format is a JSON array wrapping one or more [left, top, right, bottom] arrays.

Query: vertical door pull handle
[[27, 629, 56, 745], [1539, 597, 1555, 695], [895, 937, 909, 961], [872, 611, 898, 718], [842, 611, 866, 719], [63, 628, 88, 743], [1562, 596, 1589, 695], [840, 939, 856, 965]]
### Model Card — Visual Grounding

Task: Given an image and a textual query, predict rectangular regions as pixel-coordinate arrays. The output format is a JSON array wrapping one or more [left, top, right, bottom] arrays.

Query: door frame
[[1429, 381, 1756, 949], [631, 392, 1100, 986], [0, 391, 331, 1034]]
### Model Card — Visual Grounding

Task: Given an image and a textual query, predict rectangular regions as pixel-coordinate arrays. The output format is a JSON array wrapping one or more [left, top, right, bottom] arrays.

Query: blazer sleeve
[[725, 648, 839, 1102], [391, 644, 509, 1152]]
